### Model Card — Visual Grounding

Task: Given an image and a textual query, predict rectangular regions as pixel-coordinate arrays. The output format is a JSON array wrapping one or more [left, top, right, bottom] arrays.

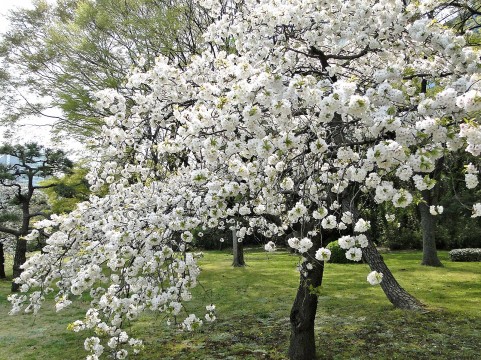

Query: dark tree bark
[[363, 240, 424, 310], [288, 244, 324, 360], [11, 198, 32, 292], [347, 198, 424, 310], [419, 189, 443, 267], [416, 81, 443, 267], [11, 236, 25, 292], [232, 227, 245, 267], [0, 241, 6, 279]]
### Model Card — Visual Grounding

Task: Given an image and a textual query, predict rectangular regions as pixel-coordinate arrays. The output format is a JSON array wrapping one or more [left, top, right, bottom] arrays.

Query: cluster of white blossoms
[[288, 237, 313, 254], [463, 163, 480, 199], [315, 248, 332, 262], [367, 271, 384, 286], [353, 219, 370, 233], [264, 241, 276, 252], [9, 0, 481, 357], [337, 234, 369, 262], [472, 203, 481, 217], [429, 206, 444, 216]]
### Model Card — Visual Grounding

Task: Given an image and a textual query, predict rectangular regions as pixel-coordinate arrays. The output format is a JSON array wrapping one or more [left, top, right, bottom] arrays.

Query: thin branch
[[0, 226, 20, 237]]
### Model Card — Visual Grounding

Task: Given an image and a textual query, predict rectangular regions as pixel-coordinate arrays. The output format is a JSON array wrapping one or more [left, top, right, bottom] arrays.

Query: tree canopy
[[7, 1, 481, 359]]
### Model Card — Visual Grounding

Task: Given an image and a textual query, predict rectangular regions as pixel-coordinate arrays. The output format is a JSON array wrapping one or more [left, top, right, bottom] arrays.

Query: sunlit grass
[[0, 249, 480, 359]]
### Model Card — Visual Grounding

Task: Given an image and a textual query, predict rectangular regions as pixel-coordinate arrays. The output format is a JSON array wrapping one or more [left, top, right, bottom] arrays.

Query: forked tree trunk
[[419, 190, 443, 267], [0, 241, 6, 279], [363, 240, 424, 310], [12, 236, 26, 292], [232, 227, 245, 267], [288, 252, 324, 360]]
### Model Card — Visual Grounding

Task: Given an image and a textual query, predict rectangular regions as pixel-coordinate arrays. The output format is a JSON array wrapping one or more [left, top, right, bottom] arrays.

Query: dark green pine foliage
[[0, 143, 72, 291]]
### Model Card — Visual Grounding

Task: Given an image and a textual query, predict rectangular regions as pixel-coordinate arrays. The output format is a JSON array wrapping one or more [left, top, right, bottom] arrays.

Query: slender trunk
[[0, 241, 6, 279], [232, 227, 245, 267], [288, 247, 324, 360], [347, 199, 424, 310], [419, 190, 443, 267], [363, 240, 424, 310], [11, 236, 26, 292], [11, 198, 31, 291], [417, 79, 442, 266]]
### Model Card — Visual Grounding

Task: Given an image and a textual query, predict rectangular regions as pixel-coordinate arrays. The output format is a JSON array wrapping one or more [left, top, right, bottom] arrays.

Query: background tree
[[433, 0, 481, 36], [40, 166, 90, 214], [436, 153, 481, 249], [0, 186, 21, 279], [0, 238, 8, 279], [408, 1, 481, 266], [231, 225, 245, 267], [0, 0, 212, 142], [0, 143, 72, 291]]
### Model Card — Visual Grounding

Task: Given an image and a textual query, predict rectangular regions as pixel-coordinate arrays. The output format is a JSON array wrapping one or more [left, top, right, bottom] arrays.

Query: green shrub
[[326, 240, 350, 264], [449, 248, 481, 262]]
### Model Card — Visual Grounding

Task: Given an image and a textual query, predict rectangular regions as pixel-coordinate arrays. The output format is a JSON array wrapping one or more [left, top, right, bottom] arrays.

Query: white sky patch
[[0, 0, 36, 33]]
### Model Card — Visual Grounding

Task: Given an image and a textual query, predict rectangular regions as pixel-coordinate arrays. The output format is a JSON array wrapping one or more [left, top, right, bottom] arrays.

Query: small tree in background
[[0, 143, 72, 291], [40, 166, 90, 214]]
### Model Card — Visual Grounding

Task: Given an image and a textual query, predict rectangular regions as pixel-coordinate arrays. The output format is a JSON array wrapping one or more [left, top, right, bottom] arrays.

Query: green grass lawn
[[1, 249, 480, 359]]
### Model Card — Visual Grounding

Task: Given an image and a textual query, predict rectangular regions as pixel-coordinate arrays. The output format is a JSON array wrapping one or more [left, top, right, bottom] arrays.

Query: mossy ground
[[1, 249, 480, 359]]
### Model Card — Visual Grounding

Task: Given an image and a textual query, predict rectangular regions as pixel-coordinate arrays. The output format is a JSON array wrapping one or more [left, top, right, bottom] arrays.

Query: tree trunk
[[0, 241, 6, 279], [232, 227, 245, 267], [288, 254, 324, 360], [363, 240, 424, 310], [12, 236, 26, 292], [419, 190, 443, 267], [345, 198, 423, 310], [11, 199, 31, 291]]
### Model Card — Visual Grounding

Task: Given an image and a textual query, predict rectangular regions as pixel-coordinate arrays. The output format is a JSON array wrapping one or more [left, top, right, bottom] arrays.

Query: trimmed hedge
[[326, 240, 351, 264], [449, 248, 481, 262]]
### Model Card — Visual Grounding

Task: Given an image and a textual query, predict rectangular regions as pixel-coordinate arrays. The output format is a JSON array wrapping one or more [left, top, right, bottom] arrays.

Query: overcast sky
[[0, 0, 36, 33]]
